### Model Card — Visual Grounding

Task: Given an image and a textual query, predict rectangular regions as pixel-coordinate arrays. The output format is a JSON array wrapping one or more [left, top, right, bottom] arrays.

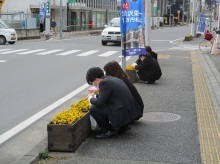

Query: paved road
[[1, 26, 220, 164]]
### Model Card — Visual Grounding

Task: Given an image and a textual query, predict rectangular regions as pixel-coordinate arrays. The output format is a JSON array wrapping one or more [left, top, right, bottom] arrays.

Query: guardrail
[[52, 24, 104, 38]]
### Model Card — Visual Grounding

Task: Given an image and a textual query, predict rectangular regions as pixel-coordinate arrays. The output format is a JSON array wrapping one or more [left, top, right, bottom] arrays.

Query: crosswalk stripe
[[17, 49, 46, 54], [0, 49, 29, 54], [0, 49, 12, 52], [56, 50, 81, 56], [37, 49, 64, 55], [98, 51, 118, 57], [76, 50, 99, 56]]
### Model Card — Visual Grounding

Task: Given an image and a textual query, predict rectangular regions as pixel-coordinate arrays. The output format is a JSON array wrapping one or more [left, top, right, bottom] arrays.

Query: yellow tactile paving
[[191, 51, 220, 164], [158, 54, 170, 59]]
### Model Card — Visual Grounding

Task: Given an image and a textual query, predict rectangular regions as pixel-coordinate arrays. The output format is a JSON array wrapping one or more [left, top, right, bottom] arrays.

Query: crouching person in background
[[86, 67, 142, 139], [133, 53, 162, 84]]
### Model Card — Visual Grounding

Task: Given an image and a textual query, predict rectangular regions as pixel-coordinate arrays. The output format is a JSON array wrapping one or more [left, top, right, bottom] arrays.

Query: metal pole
[[215, 0, 220, 51], [182, 0, 185, 25], [60, 0, 63, 39], [45, 0, 51, 40], [145, 0, 151, 46], [210, 3, 213, 32], [170, 4, 172, 27], [191, 0, 194, 36]]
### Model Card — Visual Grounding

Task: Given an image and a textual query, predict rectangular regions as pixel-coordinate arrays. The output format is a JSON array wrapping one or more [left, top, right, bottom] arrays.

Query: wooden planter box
[[47, 111, 91, 152], [126, 70, 139, 83]]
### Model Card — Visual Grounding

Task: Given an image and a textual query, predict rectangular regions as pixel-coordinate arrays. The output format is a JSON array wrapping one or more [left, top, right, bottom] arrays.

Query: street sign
[[211, 0, 216, 5], [198, 14, 206, 33], [69, 0, 74, 3]]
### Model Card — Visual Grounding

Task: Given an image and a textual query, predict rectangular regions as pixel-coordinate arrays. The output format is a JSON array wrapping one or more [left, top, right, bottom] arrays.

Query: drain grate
[[142, 112, 181, 122]]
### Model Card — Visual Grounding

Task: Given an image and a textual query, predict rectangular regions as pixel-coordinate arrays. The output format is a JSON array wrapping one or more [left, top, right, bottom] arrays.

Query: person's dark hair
[[145, 46, 152, 53], [86, 67, 104, 84], [139, 54, 146, 58], [104, 61, 128, 79]]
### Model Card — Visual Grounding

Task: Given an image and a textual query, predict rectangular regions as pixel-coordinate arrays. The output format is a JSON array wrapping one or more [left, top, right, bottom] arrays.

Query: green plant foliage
[[39, 150, 49, 160], [185, 34, 192, 37]]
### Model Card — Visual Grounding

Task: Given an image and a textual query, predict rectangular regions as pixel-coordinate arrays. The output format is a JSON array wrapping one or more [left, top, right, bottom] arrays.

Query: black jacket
[[149, 51, 157, 61], [122, 78, 144, 113], [90, 76, 142, 130], [135, 55, 162, 82]]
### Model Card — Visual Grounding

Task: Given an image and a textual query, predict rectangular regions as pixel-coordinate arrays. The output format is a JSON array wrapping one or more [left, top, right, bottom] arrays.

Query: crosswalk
[[0, 48, 121, 57]]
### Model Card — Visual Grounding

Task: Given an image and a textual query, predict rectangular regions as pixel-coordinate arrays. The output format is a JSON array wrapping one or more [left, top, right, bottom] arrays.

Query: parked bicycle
[[199, 30, 220, 54]]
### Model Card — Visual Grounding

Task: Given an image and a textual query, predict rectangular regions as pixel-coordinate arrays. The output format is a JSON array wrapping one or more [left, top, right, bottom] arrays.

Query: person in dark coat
[[104, 60, 144, 117], [145, 46, 158, 61], [133, 53, 162, 84], [86, 67, 142, 139]]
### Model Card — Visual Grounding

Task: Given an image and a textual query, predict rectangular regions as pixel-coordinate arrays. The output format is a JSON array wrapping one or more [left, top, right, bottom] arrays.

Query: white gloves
[[132, 63, 137, 67]]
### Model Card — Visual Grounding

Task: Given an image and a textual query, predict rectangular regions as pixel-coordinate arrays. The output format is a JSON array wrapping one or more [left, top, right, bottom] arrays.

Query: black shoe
[[92, 128, 108, 134], [95, 130, 118, 139], [118, 125, 131, 134], [145, 81, 155, 84]]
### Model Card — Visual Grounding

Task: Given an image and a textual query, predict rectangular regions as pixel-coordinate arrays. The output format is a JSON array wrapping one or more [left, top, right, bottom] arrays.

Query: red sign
[[122, 2, 129, 10]]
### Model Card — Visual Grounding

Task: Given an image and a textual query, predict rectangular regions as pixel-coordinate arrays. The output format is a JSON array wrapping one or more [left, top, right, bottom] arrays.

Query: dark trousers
[[90, 105, 114, 131]]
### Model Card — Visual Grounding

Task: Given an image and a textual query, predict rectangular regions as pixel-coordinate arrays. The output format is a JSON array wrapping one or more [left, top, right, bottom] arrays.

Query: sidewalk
[[29, 39, 220, 164]]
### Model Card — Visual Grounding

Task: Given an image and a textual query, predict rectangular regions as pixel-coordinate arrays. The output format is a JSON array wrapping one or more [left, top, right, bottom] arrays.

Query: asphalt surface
[[7, 34, 220, 164]]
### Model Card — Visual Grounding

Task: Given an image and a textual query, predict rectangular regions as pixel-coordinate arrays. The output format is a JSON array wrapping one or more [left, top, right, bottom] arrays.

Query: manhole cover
[[142, 112, 181, 122]]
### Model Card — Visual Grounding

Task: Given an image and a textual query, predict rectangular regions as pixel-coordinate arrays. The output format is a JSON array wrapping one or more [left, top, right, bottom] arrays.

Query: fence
[[0, 13, 39, 29], [45, 24, 104, 38]]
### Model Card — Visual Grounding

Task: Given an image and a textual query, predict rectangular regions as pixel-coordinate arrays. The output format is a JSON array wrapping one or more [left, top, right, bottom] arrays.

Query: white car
[[101, 17, 121, 46], [0, 19, 17, 45]]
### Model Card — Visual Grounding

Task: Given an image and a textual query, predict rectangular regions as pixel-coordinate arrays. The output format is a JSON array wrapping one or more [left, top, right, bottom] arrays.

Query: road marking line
[[56, 50, 81, 56], [76, 50, 99, 56], [0, 49, 29, 54], [17, 49, 46, 54], [0, 60, 7, 62], [36, 49, 64, 55], [0, 83, 89, 145], [98, 51, 118, 57], [0, 49, 12, 52], [152, 40, 171, 41], [170, 37, 184, 44]]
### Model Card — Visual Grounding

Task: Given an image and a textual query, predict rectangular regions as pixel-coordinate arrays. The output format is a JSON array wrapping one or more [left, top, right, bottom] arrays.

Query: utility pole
[[45, 0, 51, 40]]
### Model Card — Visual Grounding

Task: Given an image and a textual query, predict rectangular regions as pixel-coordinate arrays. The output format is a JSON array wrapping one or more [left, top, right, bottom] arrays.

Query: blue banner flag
[[197, 14, 206, 33], [120, 0, 146, 56], [39, 2, 47, 24]]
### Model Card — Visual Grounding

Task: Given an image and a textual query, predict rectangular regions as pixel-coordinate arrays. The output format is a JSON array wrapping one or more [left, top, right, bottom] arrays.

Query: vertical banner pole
[[120, 0, 146, 70], [145, 0, 151, 46]]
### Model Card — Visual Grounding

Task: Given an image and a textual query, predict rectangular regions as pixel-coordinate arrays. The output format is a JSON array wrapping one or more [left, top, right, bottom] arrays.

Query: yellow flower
[[126, 65, 135, 71], [49, 97, 90, 125]]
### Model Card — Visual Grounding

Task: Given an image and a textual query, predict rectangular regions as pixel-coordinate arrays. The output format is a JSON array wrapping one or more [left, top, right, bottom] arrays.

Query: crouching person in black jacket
[[86, 67, 142, 139], [133, 53, 162, 84]]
